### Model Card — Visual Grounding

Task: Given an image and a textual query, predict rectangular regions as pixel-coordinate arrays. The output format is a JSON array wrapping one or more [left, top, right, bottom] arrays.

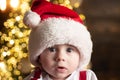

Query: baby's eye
[[48, 47, 56, 52], [66, 47, 73, 53]]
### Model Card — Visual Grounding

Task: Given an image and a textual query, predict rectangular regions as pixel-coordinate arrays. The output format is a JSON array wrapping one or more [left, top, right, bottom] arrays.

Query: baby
[[23, 0, 98, 80]]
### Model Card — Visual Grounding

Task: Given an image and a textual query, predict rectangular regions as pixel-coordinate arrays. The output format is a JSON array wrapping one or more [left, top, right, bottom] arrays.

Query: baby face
[[39, 44, 80, 80]]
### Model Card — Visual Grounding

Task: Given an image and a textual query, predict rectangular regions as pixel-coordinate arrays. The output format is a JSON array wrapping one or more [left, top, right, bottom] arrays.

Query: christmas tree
[[0, 0, 84, 79], [0, 0, 31, 79]]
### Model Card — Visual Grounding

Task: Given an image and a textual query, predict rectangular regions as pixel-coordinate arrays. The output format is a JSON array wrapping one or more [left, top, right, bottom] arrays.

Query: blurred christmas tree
[[0, 0, 84, 80], [0, 0, 31, 80]]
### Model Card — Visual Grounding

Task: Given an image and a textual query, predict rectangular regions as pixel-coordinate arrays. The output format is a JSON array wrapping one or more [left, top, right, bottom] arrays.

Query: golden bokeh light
[[0, 0, 6, 11], [10, 0, 19, 9]]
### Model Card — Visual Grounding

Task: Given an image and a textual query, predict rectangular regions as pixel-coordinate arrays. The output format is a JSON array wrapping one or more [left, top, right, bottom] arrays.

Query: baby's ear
[[36, 56, 43, 69], [37, 55, 40, 61]]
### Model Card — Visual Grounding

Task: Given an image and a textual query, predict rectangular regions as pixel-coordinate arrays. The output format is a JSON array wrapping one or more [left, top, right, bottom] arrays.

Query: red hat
[[23, 0, 93, 69]]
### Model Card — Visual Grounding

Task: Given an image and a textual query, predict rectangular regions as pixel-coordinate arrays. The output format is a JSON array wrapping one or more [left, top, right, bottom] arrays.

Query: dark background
[[77, 0, 120, 80]]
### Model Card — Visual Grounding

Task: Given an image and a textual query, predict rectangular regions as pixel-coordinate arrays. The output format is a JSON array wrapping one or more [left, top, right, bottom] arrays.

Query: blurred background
[[0, 0, 120, 80]]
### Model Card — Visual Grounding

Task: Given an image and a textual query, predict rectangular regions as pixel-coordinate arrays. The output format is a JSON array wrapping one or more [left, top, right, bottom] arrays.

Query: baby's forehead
[[47, 44, 77, 48]]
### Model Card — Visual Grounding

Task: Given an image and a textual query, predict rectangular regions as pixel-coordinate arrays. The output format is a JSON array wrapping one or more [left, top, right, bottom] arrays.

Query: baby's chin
[[48, 72, 71, 80]]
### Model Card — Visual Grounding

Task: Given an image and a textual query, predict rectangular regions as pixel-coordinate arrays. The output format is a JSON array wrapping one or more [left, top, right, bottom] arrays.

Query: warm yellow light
[[64, 0, 70, 5], [16, 16, 21, 21], [74, 2, 80, 8], [14, 46, 21, 51], [2, 52, 7, 57], [20, 2, 30, 13], [9, 40, 14, 45], [79, 14, 86, 20], [18, 32, 23, 37], [2, 51, 10, 57], [14, 69, 20, 75], [11, 29, 16, 34], [0, 62, 7, 73], [10, 0, 19, 8], [8, 57, 17, 65], [0, 0, 6, 11]]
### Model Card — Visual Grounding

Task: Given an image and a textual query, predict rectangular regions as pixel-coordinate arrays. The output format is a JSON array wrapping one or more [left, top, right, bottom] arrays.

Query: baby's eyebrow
[[66, 44, 75, 48]]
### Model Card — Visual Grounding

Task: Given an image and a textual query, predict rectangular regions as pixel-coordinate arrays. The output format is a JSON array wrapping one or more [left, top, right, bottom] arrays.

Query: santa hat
[[23, 0, 93, 69]]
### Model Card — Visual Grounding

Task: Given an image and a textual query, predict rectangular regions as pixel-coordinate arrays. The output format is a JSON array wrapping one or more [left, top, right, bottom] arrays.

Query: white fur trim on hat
[[28, 17, 93, 69], [23, 10, 41, 28]]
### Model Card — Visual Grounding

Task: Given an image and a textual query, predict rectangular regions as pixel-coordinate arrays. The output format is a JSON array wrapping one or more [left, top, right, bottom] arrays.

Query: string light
[[0, 62, 7, 73], [2, 52, 8, 57], [9, 40, 14, 45], [0, 0, 6, 11], [0, 0, 19, 11], [10, 0, 19, 9], [79, 14, 86, 21], [16, 16, 21, 21]]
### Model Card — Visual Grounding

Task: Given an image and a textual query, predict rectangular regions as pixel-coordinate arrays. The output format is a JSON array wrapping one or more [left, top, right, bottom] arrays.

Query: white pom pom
[[23, 10, 41, 28]]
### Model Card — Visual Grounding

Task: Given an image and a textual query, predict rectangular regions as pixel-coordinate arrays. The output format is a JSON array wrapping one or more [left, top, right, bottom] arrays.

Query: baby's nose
[[55, 51, 66, 62]]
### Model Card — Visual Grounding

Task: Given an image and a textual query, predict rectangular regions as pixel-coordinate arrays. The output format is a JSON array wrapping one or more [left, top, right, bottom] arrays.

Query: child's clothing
[[24, 68, 97, 80]]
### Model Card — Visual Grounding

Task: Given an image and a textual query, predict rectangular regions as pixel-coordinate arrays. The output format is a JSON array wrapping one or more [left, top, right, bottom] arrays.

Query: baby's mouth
[[56, 66, 67, 73], [58, 66, 65, 69]]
